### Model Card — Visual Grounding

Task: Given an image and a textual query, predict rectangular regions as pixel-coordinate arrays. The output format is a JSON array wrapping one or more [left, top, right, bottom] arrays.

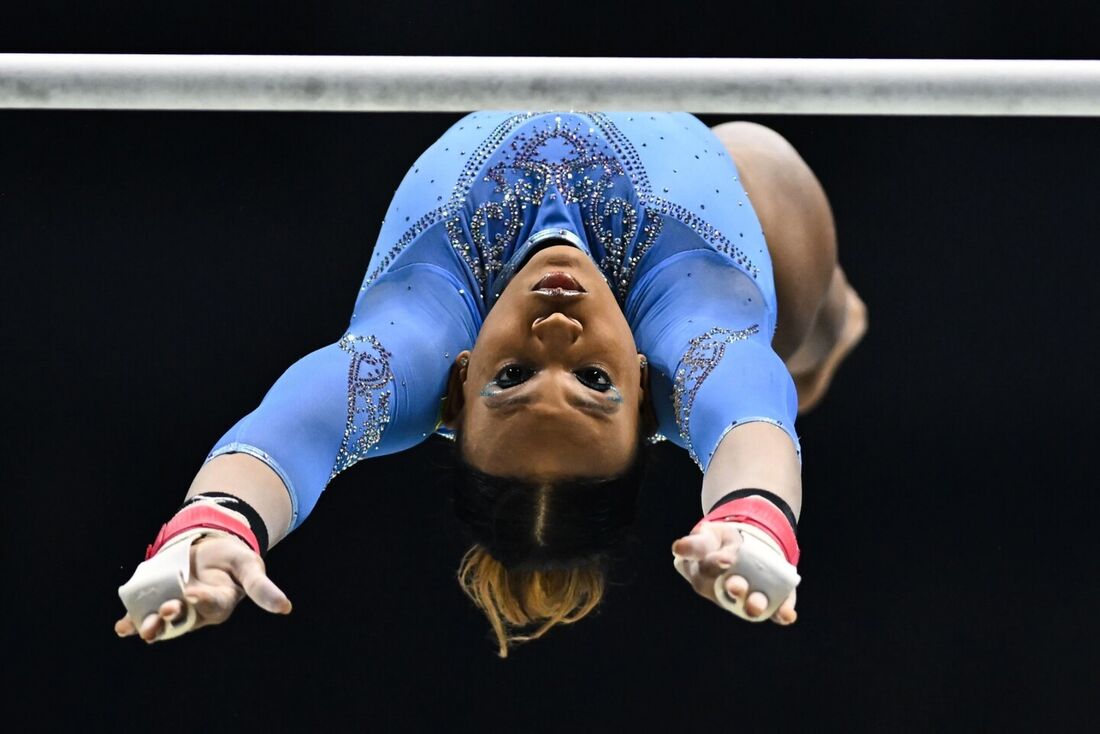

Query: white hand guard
[[675, 522, 800, 622], [117, 529, 230, 641], [712, 523, 800, 621]]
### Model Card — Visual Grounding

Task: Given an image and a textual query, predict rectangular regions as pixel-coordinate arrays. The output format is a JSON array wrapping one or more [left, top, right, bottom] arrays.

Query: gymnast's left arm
[[672, 421, 802, 625], [627, 252, 802, 625]]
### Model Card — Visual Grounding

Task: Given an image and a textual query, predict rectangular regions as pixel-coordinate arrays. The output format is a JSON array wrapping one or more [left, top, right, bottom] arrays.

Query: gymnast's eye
[[574, 367, 613, 392], [493, 364, 535, 389]]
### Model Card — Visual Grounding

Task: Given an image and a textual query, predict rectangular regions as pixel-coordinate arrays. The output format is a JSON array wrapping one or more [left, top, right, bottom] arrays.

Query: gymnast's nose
[[532, 312, 582, 347]]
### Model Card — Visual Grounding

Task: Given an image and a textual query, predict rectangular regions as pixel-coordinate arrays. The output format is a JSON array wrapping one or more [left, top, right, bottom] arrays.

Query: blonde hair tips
[[456, 544, 605, 658]]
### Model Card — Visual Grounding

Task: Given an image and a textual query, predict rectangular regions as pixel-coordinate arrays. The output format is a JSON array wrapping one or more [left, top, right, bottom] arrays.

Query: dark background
[[3, 1, 1098, 731]]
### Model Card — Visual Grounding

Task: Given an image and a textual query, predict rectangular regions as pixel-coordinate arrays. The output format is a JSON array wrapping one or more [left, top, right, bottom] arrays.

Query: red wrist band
[[692, 495, 800, 565], [145, 504, 262, 560]]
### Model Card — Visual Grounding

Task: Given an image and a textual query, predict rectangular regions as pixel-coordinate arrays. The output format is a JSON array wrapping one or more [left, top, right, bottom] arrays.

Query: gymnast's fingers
[[183, 578, 242, 626], [699, 547, 737, 577], [138, 612, 163, 642], [158, 599, 184, 622], [114, 614, 136, 637], [771, 589, 798, 626], [231, 553, 292, 615], [723, 573, 750, 602], [744, 591, 770, 618], [114, 590, 185, 640], [670, 523, 725, 560]]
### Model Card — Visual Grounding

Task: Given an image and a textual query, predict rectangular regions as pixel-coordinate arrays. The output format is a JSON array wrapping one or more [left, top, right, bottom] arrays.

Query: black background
[[3, 1, 1098, 731]]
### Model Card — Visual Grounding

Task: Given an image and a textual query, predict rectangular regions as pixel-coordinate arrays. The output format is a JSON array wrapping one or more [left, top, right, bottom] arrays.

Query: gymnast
[[114, 112, 866, 657]]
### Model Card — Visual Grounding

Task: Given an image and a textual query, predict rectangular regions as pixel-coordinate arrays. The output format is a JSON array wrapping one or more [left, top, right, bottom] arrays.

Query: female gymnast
[[114, 112, 866, 657]]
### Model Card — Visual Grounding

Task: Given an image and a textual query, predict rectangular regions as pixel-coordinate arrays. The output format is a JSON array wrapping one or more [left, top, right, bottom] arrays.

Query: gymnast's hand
[[114, 534, 292, 642], [671, 521, 798, 625]]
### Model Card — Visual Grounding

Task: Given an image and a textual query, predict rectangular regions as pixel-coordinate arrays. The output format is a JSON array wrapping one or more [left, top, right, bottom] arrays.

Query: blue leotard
[[207, 112, 800, 530]]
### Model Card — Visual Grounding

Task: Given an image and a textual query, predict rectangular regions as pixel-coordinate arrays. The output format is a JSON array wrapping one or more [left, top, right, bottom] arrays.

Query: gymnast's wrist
[[145, 492, 270, 560], [692, 488, 800, 565]]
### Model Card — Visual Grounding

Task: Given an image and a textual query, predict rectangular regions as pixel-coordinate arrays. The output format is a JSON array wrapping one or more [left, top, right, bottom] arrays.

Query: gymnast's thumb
[[237, 557, 293, 615]]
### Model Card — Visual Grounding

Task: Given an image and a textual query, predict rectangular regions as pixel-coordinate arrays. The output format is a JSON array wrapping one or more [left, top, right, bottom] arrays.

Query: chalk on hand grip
[[118, 529, 211, 641], [712, 525, 800, 621]]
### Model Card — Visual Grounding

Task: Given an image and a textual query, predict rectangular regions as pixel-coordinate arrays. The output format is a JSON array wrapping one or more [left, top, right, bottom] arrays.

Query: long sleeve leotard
[[205, 112, 800, 532]]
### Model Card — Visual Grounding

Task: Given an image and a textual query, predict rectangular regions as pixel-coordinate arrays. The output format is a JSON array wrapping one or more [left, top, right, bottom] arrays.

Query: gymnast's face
[[446, 244, 647, 480]]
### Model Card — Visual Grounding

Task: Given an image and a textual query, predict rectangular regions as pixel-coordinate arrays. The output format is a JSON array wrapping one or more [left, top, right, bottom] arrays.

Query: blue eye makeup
[[602, 386, 624, 404], [480, 364, 533, 397]]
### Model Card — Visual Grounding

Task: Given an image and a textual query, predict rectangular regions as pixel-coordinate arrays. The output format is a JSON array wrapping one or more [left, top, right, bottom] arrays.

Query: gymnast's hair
[[449, 438, 647, 657]]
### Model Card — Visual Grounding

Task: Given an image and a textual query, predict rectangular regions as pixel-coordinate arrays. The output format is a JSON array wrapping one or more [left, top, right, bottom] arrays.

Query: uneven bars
[[2, 54, 1099, 116]]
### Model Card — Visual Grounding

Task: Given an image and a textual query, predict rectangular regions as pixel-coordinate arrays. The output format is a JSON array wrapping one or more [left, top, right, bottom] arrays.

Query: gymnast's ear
[[440, 350, 471, 430], [638, 353, 658, 438]]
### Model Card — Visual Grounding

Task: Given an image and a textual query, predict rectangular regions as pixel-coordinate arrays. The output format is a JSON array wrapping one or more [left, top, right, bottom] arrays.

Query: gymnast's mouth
[[532, 272, 586, 296]]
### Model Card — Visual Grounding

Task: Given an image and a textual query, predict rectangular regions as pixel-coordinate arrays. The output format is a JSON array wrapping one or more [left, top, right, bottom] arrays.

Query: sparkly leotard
[[207, 112, 800, 529]]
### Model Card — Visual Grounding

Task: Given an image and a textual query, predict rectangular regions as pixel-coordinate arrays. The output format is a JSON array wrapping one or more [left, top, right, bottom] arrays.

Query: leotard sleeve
[[204, 263, 480, 530], [626, 250, 800, 472]]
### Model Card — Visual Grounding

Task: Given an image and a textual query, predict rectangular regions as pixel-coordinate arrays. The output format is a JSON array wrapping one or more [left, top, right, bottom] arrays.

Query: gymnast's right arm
[[115, 263, 480, 642]]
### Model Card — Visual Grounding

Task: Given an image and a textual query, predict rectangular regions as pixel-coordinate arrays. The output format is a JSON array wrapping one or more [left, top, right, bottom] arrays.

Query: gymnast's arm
[[702, 423, 800, 521], [115, 263, 480, 641], [627, 251, 802, 622], [688, 421, 802, 622]]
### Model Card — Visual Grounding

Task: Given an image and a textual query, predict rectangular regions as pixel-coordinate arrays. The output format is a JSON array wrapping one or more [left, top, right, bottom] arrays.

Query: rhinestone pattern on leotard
[[330, 333, 394, 479], [647, 198, 759, 279], [585, 112, 662, 300], [362, 112, 543, 292], [673, 325, 761, 468], [470, 114, 626, 281], [361, 112, 759, 307], [469, 113, 667, 303], [586, 113, 757, 285]]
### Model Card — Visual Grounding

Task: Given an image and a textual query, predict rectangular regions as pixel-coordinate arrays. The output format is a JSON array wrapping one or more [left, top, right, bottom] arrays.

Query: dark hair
[[449, 438, 648, 657], [450, 446, 647, 571]]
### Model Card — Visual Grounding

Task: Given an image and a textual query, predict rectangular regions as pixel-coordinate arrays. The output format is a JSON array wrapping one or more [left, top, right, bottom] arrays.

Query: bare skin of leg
[[709, 121, 867, 414]]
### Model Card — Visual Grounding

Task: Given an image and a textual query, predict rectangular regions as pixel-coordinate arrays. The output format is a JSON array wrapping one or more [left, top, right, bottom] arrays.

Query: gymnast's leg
[[710, 121, 867, 413]]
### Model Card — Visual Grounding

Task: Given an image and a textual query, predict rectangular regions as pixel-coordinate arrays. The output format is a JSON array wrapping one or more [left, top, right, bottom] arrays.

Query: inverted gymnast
[[115, 112, 866, 657]]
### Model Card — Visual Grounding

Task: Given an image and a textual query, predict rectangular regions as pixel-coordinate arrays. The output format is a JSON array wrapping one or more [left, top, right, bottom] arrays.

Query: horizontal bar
[[3, 54, 1100, 116]]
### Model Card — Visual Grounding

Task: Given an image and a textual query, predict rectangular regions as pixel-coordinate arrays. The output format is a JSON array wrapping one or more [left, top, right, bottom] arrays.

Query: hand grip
[[712, 527, 800, 621], [118, 529, 214, 641]]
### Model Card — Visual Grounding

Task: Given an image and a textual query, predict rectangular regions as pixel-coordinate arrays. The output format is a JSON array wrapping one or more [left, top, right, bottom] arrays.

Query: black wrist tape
[[707, 488, 798, 536], [179, 492, 270, 556]]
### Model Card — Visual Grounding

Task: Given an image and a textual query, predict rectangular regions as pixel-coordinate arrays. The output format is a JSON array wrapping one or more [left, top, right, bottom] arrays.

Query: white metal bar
[[2, 54, 1100, 116]]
